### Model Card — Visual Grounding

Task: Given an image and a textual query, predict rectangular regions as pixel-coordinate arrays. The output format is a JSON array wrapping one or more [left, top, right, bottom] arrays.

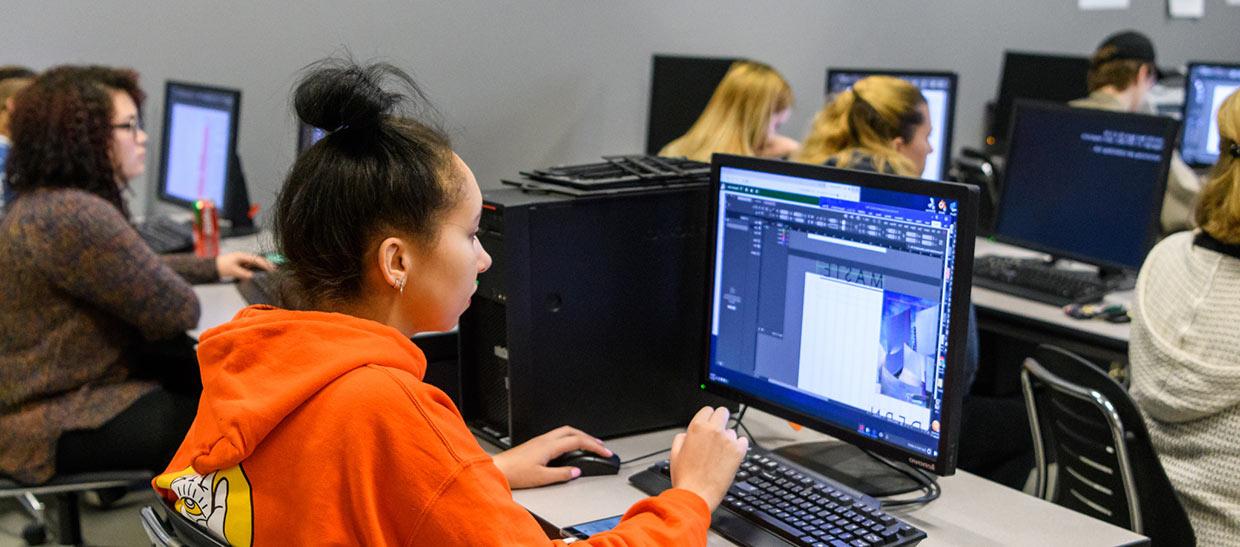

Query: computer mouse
[[547, 450, 621, 477]]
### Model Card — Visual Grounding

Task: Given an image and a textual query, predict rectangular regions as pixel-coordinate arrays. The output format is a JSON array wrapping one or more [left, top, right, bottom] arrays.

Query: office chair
[[950, 147, 1001, 233], [139, 502, 228, 547], [1021, 345, 1195, 546], [0, 470, 151, 545]]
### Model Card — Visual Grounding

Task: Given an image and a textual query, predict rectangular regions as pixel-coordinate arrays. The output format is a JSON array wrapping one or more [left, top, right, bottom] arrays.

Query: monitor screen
[[646, 55, 739, 155], [826, 69, 958, 181], [298, 121, 327, 154], [157, 82, 241, 210], [991, 51, 1091, 146], [1181, 62, 1240, 167], [705, 154, 977, 474], [995, 101, 1179, 270]]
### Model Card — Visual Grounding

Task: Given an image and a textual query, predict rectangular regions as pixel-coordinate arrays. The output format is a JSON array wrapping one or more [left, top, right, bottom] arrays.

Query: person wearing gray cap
[[1071, 30, 1201, 235]]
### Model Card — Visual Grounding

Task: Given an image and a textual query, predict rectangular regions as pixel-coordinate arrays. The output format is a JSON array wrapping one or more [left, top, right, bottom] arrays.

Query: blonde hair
[[0, 76, 32, 136], [1195, 89, 1240, 244], [794, 75, 926, 177], [659, 60, 793, 162]]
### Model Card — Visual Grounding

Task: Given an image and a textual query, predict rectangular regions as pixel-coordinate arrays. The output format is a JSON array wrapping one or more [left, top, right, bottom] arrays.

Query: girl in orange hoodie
[[153, 59, 747, 546]]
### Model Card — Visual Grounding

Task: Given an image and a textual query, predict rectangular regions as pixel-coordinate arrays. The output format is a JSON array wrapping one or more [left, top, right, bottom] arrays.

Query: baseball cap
[[1094, 30, 1162, 78]]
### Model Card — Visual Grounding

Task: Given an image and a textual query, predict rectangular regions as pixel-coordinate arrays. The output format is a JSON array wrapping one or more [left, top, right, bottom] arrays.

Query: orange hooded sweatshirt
[[152, 306, 710, 546]]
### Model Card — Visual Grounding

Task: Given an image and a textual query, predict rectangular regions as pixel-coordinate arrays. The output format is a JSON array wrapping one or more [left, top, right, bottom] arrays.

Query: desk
[[971, 238, 1130, 372], [191, 238, 1146, 545], [496, 410, 1147, 546]]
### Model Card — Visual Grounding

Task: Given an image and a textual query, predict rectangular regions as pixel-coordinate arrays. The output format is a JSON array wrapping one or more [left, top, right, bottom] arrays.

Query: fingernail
[[571, 467, 581, 478]]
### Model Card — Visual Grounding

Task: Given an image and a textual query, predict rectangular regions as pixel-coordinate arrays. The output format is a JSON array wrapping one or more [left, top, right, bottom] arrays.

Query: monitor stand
[[221, 154, 257, 238], [773, 441, 922, 497]]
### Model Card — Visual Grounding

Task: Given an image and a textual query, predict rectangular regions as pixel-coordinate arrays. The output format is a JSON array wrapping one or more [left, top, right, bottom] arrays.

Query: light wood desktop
[[491, 411, 1147, 546]]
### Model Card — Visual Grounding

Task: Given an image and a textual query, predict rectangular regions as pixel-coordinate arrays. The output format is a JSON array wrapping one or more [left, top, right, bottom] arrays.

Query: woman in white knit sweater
[[1130, 88, 1240, 545]]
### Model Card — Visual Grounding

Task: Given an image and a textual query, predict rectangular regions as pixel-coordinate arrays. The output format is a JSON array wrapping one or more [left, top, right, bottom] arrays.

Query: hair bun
[[293, 59, 429, 135]]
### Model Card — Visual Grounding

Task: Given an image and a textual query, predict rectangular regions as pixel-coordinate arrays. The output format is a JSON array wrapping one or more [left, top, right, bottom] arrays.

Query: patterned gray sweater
[[0, 188, 217, 484], [1130, 230, 1240, 545]]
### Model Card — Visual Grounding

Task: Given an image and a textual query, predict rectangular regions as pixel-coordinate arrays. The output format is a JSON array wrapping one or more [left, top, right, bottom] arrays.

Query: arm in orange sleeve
[[408, 459, 712, 546]]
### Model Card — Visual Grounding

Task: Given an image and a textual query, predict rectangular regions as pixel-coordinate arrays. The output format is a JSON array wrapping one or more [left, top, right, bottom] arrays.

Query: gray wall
[[4, 1, 1238, 219]]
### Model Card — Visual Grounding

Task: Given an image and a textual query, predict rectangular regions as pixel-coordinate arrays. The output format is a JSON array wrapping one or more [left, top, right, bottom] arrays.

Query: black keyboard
[[237, 270, 278, 306], [136, 216, 193, 254], [629, 446, 927, 546], [519, 155, 709, 191], [972, 255, 1109, 306]]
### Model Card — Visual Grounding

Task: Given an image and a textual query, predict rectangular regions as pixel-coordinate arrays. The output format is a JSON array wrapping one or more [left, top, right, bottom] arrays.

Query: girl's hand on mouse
[[215, 251, 275, 281], [492, 425, 613, 489], [669, 406, 749, 512]]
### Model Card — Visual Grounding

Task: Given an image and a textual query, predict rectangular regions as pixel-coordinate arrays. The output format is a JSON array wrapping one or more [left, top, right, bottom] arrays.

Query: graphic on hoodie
[[155, 465, 254, 547]]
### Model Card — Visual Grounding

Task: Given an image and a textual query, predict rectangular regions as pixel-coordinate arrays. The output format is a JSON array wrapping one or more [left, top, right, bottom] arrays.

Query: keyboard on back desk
[[629, 446, 927, 546], [135, 215, 193, 254], [972, 255, 1109, 306]]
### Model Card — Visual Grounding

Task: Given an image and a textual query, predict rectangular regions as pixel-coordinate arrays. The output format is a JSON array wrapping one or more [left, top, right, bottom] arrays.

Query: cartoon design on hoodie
[[155, 465, 253, 547]]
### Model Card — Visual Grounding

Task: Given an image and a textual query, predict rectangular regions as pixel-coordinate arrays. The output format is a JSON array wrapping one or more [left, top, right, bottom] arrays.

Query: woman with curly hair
[[0, 66, 271, 484]]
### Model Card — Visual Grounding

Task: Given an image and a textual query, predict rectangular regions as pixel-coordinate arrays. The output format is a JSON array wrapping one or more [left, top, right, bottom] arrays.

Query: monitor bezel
[[156, 80, 243, 211], [702, 153, 978, 476], [1180, 61, 1240, 168], [993, 100, 1179, 271], [825, 68, 959, 181]]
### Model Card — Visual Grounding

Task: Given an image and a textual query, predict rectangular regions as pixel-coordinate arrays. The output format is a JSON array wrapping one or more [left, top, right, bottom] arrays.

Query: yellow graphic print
[[155, 465, 253, 547]]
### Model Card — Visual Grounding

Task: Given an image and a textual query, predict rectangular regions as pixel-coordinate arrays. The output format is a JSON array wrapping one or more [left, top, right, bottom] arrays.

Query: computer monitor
[[645, 54, 739, 155], [989, 51, 1091, 147], [994, 101, 1179, 271], [1181, 62, 1240, 167], [826, 69, 958, 181], [705, 154, 978, 478], [298, 121, 327, 154], [157, 81, 254, 235]]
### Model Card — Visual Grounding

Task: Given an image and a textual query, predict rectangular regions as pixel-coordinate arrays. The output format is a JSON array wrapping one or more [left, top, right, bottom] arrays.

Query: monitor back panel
[[646, 55, 739, 155]]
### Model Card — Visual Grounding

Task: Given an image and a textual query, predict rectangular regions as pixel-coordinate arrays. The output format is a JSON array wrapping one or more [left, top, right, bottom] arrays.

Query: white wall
[[4, 1, 1239, 219]]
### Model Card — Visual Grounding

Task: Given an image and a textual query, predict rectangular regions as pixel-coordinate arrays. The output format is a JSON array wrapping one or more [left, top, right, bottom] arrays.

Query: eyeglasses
[[111, 119, 142, 140]]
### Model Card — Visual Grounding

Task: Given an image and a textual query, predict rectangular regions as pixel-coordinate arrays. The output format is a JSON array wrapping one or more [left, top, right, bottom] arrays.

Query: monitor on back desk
[[156, 81, 255, 236], [994, 101, 1179, 272], [1181, 62, 1240, 168]]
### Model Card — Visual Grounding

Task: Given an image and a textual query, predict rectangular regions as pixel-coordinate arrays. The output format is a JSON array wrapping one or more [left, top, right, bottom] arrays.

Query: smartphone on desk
[[561, 514, 622, 540]]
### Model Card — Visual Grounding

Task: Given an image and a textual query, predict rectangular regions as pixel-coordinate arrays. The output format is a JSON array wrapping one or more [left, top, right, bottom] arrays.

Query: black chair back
[[1021, 344, 1194, 546]]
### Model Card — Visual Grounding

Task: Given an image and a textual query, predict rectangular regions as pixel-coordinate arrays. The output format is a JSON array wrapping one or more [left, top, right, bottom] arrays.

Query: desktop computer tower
[[459, 184, 726, 447]]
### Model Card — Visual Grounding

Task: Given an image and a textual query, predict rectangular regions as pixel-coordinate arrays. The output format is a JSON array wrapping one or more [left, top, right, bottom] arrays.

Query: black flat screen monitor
[[990, 51, 1091, 146], [645, 54, 739, 155], [705, 154, 978, 475], [1181, 62, 1240, 167], [826, 69, 958, 181], [157, 81, 241, 211], [156, 81, 253, 233], [298, 122, 327, 154], [995, 101, 1179, 270]]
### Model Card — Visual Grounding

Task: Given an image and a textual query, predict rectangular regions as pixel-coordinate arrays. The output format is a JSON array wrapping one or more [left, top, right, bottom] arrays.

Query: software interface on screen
[[1182, 64, 1240, 166], [708, 166, 961, 459], [827, 72, 954, 181], [997, 104, 1174, 269], [162, 85, 236, 207]]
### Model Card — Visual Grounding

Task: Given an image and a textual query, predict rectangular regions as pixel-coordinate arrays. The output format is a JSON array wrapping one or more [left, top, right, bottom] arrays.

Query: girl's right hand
[[669, 406, 749, 511]]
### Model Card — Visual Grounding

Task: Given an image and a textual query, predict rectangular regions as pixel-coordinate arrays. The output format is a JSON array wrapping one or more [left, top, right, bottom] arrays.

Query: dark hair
[[5, 65, 145, 216], [274, 59, 458, 305], [0, 65, 35, 82]]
